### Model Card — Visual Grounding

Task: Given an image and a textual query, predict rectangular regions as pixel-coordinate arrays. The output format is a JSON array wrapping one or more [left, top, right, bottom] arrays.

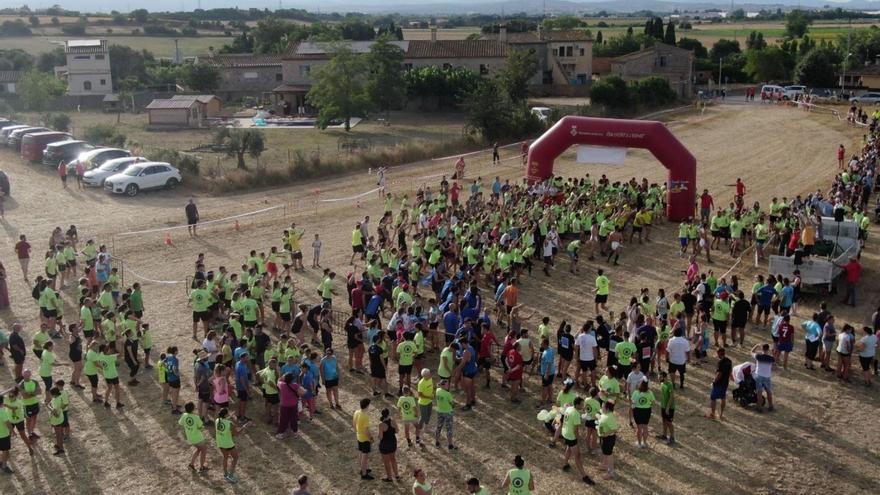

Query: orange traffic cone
[[164, 232, 174, 247], [233, 220, 240, 231]]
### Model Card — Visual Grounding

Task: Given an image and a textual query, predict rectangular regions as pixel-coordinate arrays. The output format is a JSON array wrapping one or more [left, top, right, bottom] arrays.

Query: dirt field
[[0, 103, 878, 494], [1, 35, 232, 58]]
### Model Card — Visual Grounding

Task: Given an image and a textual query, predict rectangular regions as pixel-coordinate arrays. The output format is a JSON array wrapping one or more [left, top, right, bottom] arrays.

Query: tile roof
[[0, 70, 23, 83], [201, 53, 282, 68], [170, 94, 221, 104], [65, 39, 108, 54], [284, 41, 409, 59], [146, 98, 198, 110], [483, 29, 593, 43], [405, 40, 508, 59], [611, 43, 694, 63], [850, 64, 880, 76]]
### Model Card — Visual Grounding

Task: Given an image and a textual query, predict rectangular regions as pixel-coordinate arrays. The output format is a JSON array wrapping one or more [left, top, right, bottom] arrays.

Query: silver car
[[850, 92, 880, 105], [82, 156, 147, 187]]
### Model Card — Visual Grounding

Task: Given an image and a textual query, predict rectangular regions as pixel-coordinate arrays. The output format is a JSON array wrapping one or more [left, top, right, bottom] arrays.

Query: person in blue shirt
[[164, 347, 182, 414], [457, 340, 479, 410], [492, 176, 502, 197], [443, 303, 460, 344], [233, 338, 250, 363], [539, 338, 557, 407], [281, 355, 301, 379], [299, 360, 317, 419], [779, 279, 794, 312], [319, 348, 341, 409], [755, 283, 777, 327], [801, 313, 822, 370], [234, 353, 252, 424], [365, 292, 383, 320]]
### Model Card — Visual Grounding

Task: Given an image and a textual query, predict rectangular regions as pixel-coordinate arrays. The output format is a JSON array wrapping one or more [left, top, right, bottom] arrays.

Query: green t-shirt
[[597, 412, 619, 437], [21, 379, 40, 406], [32, 330, 50, 352], [712, 299, 730, 322], [0, 408, 10, 438], [215, 418, 234, 449], [584, 397, 601, 421], [396, 341, 417, 366], [49, 396, 65, 426], [396, 395, 417, 421], [435, 387, 453, 414], [596, 275, 610, 296], [417, 378, 434, 406], [598, 374, 620, 397], [241, 299, 259, 322], [660, 381, 675, 410], [102, 353, 119, 380], [438, 348, 454, 378], [179, 412, 205, 445], [506, 468, 531, 495], [4, 398, 24, 424], [556, 390, 576, 407], [39, 350, 55, 378], [190, 288, 211, 312], [561, 405, 581, 440], [258, 368, 278, 395], [84, 349, 100, 376], [80, 306, 95, 331], [614, 341, 636, 365], [631, 390, 655, 409]]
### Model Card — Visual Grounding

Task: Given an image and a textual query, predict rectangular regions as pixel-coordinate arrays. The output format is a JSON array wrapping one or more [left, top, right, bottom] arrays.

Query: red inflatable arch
[[525, 116, 696, 221]]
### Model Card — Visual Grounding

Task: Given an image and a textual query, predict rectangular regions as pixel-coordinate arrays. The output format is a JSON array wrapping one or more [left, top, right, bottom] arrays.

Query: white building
[[54, 39, 113, 96]]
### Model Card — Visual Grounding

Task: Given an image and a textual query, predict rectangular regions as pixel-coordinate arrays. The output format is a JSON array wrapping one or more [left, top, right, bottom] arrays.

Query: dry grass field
[[1, 35, 233, 58], [0, 103, 877, 494]]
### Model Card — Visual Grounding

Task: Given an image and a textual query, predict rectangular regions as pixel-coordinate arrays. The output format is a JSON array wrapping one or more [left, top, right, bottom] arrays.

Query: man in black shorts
[[185, 198, 199, 237], [8, 323, 26, 380]]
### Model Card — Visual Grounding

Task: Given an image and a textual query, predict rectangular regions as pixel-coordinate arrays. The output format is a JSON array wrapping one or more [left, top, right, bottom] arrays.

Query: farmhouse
[[145, 98, 205, 128], [843, 64, 880, 90], [196, 52, 283, 101], [54, 39, 113, 96], [610, 43, 695, 98]]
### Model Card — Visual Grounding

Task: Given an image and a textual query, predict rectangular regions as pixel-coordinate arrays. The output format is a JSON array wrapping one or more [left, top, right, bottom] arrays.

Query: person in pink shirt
[[685, 256, 700, 285], [74, 161, 85, 190], [276, 372, 303, 439], [57, 160, 68, 189]]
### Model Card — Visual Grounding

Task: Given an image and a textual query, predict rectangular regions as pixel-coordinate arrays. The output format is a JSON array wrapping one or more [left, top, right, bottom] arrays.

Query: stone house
[[145, 98, 204, 128], [54, 39, 113, 96], [197, 53, 283, 102], [610, 43, 694, 98]]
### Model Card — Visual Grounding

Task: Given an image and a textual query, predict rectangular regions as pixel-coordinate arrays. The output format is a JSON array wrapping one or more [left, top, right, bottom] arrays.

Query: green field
[[2, 35, 233, 57]]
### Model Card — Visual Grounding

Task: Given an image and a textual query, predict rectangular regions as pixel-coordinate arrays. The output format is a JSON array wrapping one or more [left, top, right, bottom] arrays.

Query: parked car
[[82, 156, 146, 187], [70, 148, 132, 172], [7, 127, 49, 150], [0, 170, 9, 196], [782, 85, 806, 100], [760, 85, 785, 101], [104, 162, 182, 196], [531, 106, 552, 123], [0, 125, 31, 143], [42, 140, 94, 167], [850, 92, 880, 105], [21, 131, 72, 162]]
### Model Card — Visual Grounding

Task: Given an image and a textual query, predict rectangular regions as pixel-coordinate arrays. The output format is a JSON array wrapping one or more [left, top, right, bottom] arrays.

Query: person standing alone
[[186, 199, 200, 237]]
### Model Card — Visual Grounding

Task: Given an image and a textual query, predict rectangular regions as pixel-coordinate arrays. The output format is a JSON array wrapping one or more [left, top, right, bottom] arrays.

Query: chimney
[[430, 26, 437, 43], [499, 24, 508, 43]]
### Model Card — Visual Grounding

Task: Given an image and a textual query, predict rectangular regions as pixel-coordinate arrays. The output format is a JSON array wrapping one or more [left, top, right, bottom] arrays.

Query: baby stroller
[[732, 374, 758, 408]]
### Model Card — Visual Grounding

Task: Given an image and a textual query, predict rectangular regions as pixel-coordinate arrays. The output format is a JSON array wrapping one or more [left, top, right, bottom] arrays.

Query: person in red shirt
[[478, 326, 500, 388], [836, 256, 861, 306], [450, 182, 461, 207], [57, 160, 68, 189], [350, 280, 365, 313], [13, 234, 31, 282], [505, 343, 524, 403], [837, 144, 845, 170], [699, 189, 714, 224], [521, 141, 529, 165], [774, 315, 795, 370], [735, 178, 746, 198]]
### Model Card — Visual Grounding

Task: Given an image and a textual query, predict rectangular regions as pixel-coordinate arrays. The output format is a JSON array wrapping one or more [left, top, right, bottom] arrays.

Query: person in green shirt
[[318, 272, 337, 306], [597, 401, 620, 480], [416, 369, 434, 444], [566, 239, 581, 274], [712, 293, 731, 348], [630, 379, 655, 448], [560, 397, 595, 485], [32, 325, 50, 359], [179, 402, 208, 472], [594, 269, 610, 314], [434, 380, 455, 450], [19, 369, 41, 439], [396, 386, 419, 447], [0, 394, 13, 472], [350, 224, 365, 264], [130, 283, 144, 317], [99, 343, 123, 410], [190, 279, 212, 340], [583, 386, 602, 455], [466, 477, 489, 495], [395, 333, 417, 396], [257, 359, 280, 424], [215, 407, 242, 484], [614, 332, 636, 378], [502, 454, 535, 495], [658, 371, 676, 445], [39, 342, 58, 402], [3, 388, 34, 457], [80, 298, 96, 339], [47, 387, 66, 456]]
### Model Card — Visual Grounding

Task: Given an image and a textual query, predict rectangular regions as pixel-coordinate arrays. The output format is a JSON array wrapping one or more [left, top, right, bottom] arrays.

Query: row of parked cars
[[0, 117, 183, 197]]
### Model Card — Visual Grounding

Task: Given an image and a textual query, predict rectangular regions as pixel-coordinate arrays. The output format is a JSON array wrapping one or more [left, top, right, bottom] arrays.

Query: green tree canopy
[[794, 46, 841, 87], [19, 70, 66, 111], [497, 48, 539, 103], [366, 35, 406, 115], [214, 128, 265, 169], [306, 45, 371, 130], [710, 39, 741, 63], [541, 16, 587, 30], [785, 9, 812, 39], [677, 38, 707, 58], [745, 45, 792, 81], [182, 63, 220, 92]]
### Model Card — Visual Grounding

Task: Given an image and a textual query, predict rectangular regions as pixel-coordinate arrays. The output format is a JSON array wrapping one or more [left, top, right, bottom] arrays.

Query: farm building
[[0, 70, 23, 94], [145, 98, 204, 128], [610, 43, 695, 98], [197, 53, 283, 102], [169, 94, 222, 117]]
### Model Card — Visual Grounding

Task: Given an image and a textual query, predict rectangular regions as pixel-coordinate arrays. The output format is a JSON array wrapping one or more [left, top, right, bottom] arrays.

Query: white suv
[[104, 161, 182, 196], [783, 85, 806, 100]]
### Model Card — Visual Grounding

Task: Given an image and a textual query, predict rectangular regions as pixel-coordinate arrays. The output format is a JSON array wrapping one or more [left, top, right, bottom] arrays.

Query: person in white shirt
[[625, 368, 645, 399], [752, 343, 775, 412], [665, 328, 690, 388], [856, 326, 877, 387], [574, 326, 599, 388]]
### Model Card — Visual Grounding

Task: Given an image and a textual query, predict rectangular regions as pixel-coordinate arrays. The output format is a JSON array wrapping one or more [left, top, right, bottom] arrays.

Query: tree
[[84, 124, 127, 147], [497, 49, 539, 103], [677, 38, 708, 59], [108, 45, 153, 86], [0, 49, 35, 71], [181, 63, 220, 92], [653, 17, 665, 40], [215, 128, 265, 169], [340, 19, 376, 41], [590, 75, 630, 109], [306, 45, 371, 131], [405, 66, 482, 109], [36, 47, 65, 73], [710, 39, 741, 63], [731, 9, 746, 21], [28, 15, 39, 26], [541, 15, 587, 31], [596, 31, 603, 44], [785, 9, 812, 39], [131, 9, 149, 24], [746, 31, 767, 50], [626, 26, 633, 36], [42, 113, 71, 132], [664, 21, 676, 46], [19, 70, 66, 111], [745, 46, 791, 81], [463, 81, 512, 141], [794, 46, 841, 87], [366, 35, 406, 115]]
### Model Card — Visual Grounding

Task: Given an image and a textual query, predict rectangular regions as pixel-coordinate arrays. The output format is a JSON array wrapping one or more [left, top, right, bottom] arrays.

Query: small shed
[[145, 98, 203, 128], [102, 93, 121, 113], [170, 94, 222, 117], [0, 70, 23, 94]]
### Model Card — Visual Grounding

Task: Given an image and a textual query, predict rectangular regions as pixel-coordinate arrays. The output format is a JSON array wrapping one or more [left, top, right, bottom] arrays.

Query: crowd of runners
[[0, 131, 878, 492]]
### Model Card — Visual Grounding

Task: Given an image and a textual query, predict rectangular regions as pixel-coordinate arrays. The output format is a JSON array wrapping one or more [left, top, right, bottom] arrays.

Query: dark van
[[42, 140, 94, 167], [21, 131, 72, 162]]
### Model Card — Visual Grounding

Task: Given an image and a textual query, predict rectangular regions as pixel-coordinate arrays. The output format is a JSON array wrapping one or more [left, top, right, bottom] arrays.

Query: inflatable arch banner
[[525, 116, 697, 221]]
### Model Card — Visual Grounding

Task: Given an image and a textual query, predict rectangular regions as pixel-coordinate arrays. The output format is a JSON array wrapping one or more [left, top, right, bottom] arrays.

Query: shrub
[[42, 113, 71, 132], [61, 25, 87, 36], [146, 148, 200, 176], [83, 124, 126, 148], [591, 76, 631, 109]]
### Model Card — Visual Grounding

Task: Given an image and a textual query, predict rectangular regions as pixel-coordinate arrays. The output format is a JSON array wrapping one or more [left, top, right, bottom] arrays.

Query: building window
[[74, 55, 90, 60], [404, 63, 413, 70], [100, 79, 106, 85], [83, 81, 92, 91], [479, 64, 489, 75], [552, 48, 558, 57], [276, 73, 283, 81], [244, 72, 258, 79], [580, 48, 585, 56], [299, 65, 310, 77], [566, 46, 573, 57], [95, 54, 105, 60], [659, 56, 667, 67]]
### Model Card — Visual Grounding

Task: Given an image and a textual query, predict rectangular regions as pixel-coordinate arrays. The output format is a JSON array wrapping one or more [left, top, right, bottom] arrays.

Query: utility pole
[[174, 38, 180, 65], [718, 57, 723, 96]]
